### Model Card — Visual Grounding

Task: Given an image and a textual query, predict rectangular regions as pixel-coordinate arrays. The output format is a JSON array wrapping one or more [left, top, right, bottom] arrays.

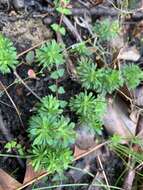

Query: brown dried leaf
[[103, 96, 137, 138], [23, 162, 44, 184], [117, 46, 140, 61], [74, 145, 87, 158], [0, 169, 22, 190]]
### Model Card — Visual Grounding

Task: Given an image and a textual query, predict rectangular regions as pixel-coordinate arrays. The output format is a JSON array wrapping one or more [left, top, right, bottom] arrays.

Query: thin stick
[[0, 81, 24, 129], [74, 141, 108, 161], [97, 155, 110, 190], [16, 172, 49, 190], [63, 16, 82, 42], [14, 71, 41, 101], [17, 40, 46, 58]]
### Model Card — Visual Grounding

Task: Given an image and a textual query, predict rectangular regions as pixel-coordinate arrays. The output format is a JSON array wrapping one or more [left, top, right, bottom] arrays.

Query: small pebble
[[12, 0, 25, 10]]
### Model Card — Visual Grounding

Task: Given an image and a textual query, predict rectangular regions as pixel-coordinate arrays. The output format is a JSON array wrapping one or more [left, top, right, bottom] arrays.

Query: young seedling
[[36, 40, 64, 70], [69, 91, 107, 134], [122, 64, 143, 90], [28, 95, 75, 172], [76, 57, 123, 95], [36, 40, 66, 95], [93, 18, 120, 42]]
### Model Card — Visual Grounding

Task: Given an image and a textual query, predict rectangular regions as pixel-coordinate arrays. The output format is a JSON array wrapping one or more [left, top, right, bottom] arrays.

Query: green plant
[[122, 64, 143, 90], [69, 91, 107, 134], [36, 40, 64, 70], [28, 114, 75, 147], [30, 145, 73, 172], [55, 0, 71, 15], [51, 23, 66, 36], [93, 18, 120, 41], [71, 42, 92, 56], [76, 57, 123, 94], [51, 0, 71, 35], [0, 34, 18, 74], [36, 40, 66, 95], [49, 68, 66, 95], [28, 95, 75, 173], [5, 140, 24, 156]]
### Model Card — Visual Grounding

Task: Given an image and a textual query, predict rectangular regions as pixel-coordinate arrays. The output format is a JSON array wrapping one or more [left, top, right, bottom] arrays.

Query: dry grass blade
[[0, 81, 24, 129]]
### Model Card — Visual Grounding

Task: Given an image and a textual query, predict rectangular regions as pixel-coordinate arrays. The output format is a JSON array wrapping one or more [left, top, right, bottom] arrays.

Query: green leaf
[[56, 7, 71, 15], [59, 27, 66, 35], [25, 51, 35, 64], [57, 68, 65, 77], [49, 84, 57, 92], [122, 64, 143, 90], [50, 71, 59, 79], [60, 100, 67, 108], [50, 69, 65, 79], [58, 86, 65, 94], [51, 24, 66, 35]]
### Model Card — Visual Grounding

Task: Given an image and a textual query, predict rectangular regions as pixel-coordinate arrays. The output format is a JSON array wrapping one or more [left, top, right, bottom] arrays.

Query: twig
[[17, 40, 47, 58], [63, 16, 82, 42], [0, 81, 24, 129], [56, 32, 78, 79], [16, 172, 49, 190], [73, 141, 108, 161], [97, 155, 110, 190], [14, 71, 41, 101]]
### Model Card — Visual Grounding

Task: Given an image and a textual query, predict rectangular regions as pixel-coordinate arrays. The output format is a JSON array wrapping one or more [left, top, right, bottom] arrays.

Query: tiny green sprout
[[30, 145, 73, 172], [0, 34, 18, 74], [51, 23, 66, 35], [102, 68, 123, 94], [36, 40, 65, 70], [93, 18, 120, 41], [122, 64, 143, 90], [5, 140, 24, 156], [5, 140, 17, 152], [55, 0, 71, 15], [69, 91, 107, 133], [76, 57, 123, 94]]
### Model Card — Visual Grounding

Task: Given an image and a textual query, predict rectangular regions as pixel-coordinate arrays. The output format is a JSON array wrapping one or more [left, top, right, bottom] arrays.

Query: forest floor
[[0, 0, 143, 190]]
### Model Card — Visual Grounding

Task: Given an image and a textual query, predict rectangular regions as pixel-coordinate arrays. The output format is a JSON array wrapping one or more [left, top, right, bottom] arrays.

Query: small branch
[[0, 81, 24, 129], [97, 155, 110, 190], [63, 16, 82, 42], [14, 70, 41, 101]]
